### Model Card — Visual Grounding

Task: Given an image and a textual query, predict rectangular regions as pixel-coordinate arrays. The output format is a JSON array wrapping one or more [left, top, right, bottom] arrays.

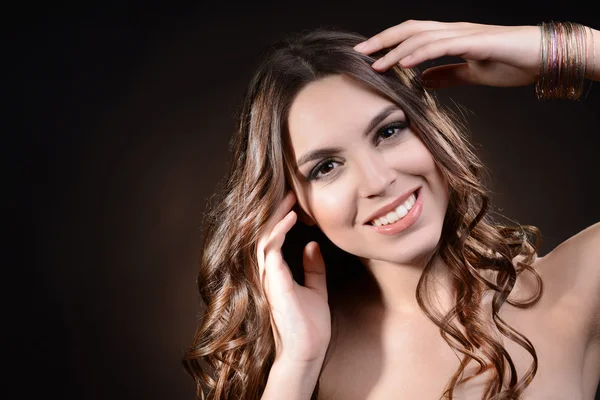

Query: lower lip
[[368, 189, 423, 235]]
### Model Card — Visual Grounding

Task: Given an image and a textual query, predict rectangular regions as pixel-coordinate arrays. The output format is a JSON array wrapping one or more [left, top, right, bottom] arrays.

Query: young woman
[[182, 20, 600, 399]]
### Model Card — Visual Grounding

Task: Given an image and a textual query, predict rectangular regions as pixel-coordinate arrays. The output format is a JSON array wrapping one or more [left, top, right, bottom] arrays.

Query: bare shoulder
[[523, 222, 600, 341]]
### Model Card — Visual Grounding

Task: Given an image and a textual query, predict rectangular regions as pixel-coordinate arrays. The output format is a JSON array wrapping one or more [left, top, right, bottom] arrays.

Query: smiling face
[[286, 74, 450, 266]]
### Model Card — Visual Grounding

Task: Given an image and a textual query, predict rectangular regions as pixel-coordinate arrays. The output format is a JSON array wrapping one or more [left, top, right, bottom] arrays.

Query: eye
[[376, 120, 409, 143], [308, 159, 340, 181]]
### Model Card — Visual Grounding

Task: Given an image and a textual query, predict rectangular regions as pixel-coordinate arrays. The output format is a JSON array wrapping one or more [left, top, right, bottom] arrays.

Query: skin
[[287, 73, 453, 315], [258, 20, 600, 399]]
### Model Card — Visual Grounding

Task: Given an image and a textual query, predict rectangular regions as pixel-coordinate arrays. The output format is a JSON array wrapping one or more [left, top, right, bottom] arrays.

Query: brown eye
[[381, 126, 399, 138], [318, 161, 335, 174], [308, 159, 341, 181], [376, 121, 408, 143]]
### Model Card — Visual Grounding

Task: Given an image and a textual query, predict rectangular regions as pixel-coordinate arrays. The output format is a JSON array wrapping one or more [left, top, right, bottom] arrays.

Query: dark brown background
[[11, 1, 599, 399]]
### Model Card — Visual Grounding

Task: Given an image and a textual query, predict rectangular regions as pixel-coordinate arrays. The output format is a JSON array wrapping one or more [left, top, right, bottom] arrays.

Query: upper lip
[[363, 186, 421, 224]]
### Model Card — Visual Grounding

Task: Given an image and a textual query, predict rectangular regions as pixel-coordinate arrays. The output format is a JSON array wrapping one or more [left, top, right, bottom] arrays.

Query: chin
[[364, 222, 444, 267]]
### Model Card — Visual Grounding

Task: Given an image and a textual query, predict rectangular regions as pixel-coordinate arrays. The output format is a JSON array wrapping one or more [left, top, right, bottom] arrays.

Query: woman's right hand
[[257, 191, 331, 367]]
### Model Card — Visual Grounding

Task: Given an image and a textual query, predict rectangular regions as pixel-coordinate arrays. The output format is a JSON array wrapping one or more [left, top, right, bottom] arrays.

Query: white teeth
[[396, 205, 408, 218], [371, 191, 417, 226], [385, 211, 399, 223]]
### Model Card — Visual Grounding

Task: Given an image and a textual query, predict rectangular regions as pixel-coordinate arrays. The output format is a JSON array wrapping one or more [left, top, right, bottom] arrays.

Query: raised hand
[[256, 191, 331, 367], [354, 20, 542, 89]]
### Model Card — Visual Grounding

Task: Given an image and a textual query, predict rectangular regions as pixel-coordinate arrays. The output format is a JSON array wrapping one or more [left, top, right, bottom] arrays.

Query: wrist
[[535, 21, 592, 100], [585, 27, 598, 81], [262, 358, 325, 400], [271, 355, 325, 377]]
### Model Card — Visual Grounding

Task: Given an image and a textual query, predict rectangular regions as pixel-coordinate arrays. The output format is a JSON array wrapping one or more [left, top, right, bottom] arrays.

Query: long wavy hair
[[182, 27, 543, 400]]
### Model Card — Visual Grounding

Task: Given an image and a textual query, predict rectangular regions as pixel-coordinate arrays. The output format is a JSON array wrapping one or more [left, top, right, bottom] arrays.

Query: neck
[[356, 253, 456, 318]]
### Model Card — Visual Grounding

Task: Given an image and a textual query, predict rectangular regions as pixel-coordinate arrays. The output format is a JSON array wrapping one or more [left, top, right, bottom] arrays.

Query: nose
[[356, 151, 396, 198]]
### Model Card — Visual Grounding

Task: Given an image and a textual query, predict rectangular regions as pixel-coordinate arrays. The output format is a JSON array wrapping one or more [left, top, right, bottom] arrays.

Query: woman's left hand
[[353, 20, 542, 89]]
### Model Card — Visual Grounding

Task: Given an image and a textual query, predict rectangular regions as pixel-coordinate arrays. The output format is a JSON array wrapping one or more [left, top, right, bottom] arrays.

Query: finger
[[265, 210, 297, 252], [371, 28, 476, 71], [266, 191, 297, 232], [354, 20, 471, 54], [257, 191, 297, 271], [302, 242, 328, 302], [354, 20, 444, 54], [398, 34, 490, 68], [263, 210, 298, 293], [421, 63, 477, 88]]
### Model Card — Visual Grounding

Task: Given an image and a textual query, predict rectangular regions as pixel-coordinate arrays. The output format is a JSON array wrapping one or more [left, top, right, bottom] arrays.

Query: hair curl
[[182, 27, 543, 400]]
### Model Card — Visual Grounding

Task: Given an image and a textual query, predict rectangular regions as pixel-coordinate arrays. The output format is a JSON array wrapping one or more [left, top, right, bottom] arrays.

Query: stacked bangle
[[535, 21, 591, 100]]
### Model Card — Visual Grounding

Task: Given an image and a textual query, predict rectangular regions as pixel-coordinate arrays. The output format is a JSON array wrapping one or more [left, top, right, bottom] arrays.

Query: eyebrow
[[295, 104, 401, 167]]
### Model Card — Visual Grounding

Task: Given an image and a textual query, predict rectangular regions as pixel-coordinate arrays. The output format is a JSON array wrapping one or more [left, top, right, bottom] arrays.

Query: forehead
[[287, 74, 394, 154]]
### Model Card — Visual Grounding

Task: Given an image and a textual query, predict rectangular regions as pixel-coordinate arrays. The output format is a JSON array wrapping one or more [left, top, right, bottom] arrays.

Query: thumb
[[421, 62, 477, 89], [302, 242, 328, 301]]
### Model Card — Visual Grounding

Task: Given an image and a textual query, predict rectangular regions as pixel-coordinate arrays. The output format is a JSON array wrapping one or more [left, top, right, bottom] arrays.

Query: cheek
[[406, 141, 450, 207], [305, 183, 355, 229], [388, 137, 437, 174], [389, 138, 448, 200]]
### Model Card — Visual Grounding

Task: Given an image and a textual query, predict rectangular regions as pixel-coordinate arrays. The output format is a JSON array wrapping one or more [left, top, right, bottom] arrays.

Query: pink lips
[[364, 186, 422, 225], [368, 188, 423, 235]]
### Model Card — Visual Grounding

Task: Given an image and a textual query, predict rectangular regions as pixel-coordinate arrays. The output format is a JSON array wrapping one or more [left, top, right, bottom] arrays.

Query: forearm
[[261, 359, 324, 400], [586, 27, 600, 82]]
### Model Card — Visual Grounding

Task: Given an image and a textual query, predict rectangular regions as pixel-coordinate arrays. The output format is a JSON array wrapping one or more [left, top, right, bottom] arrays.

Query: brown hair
[[182, 27, 543, 399]]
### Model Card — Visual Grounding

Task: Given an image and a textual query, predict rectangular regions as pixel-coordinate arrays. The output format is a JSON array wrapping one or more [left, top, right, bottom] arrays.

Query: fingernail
[[353, 41, 368, 52]]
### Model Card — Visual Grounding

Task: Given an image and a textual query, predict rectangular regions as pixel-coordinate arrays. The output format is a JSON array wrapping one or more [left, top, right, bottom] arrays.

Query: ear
[[294, 204, 316, 226]]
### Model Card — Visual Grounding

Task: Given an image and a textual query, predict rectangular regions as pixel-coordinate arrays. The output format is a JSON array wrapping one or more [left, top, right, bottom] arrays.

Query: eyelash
[[307, 120, 409, 181]]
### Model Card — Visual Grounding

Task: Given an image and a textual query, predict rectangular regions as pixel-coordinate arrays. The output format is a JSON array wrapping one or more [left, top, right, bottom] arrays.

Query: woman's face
[[286, 74, 449, 265]]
